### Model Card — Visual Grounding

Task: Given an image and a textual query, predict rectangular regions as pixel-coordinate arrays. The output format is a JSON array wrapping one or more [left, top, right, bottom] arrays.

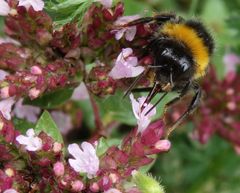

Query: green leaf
[[35, 111, 63, 143], [96, 137, 121, 156], [24, 88, 73, 109], [13, 118, 35, 134]]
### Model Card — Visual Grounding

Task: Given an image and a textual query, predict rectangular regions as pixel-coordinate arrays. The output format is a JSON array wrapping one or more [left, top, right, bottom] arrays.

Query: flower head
[[71, 82, 90, 101], [109, 48, 144, 79], [130, 93, 156, 133], [68, 142, 99, 178], [0, 0, 10, 16], [18, 0, 44, 11], [0, 97, 15, 120], [112, 15, 140, 41], [13, 98, 41, 123], [16, 128, 42, 151]]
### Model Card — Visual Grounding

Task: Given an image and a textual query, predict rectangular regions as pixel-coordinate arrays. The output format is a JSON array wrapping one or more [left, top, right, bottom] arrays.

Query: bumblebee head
[[151, 39, 195, 90]]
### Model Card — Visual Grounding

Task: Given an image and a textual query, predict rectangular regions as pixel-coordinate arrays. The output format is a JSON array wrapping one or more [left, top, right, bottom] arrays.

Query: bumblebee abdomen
[[161, 22, 212, 79]]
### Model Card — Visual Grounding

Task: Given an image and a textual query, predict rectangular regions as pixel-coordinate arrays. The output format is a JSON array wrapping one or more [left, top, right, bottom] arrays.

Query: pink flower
[[104, 188, 122, 193], [130, 94, 156, 133], [223, 53, 240, 73], [28, 88, 40, 99], [3, 189, 19, 193], [0, 69, 9, 81], [71, 82, 89, 101], [95, 0, 112, 8], [71, 180, 84, 192], [0, 97, 15, 120], [53, 162, 65, 177], [16, 128, 42, 151], [18, 0, 44, 11], [51, 111, 73, 135], [30, 65, 42, 75], [112, 15, 140, 41], [13, 98, 41, 123], [0, 0, 10, 16], [109, 48, 144, 79], [68, 142, 99, 178]]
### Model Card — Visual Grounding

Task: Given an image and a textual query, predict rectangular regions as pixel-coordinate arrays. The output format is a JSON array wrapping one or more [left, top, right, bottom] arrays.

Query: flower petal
[[0, 0, 10, 16], [125, 26, 137, 41], [68, 143, 83, 159]]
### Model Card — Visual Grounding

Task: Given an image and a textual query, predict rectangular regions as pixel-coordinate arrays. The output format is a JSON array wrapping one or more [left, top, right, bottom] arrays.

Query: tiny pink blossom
[[71, 180, 84, 192], [95, 0, 112, 8], [109, 48, 144, 79], [51, 111, 73, 135], [53, 142, 62, 153], [53, 162, 65, 177], [155, 139, 171, 151], [90, 182, 100, 192], [223, 53, 240, 73], [130, 93, 156, 133], [29, 88, 40, 99], [16, 128, 42, 151], [104, 188, 122, 193], [0, 97, 15, 120], [3, 189, 19, 193], [13, 98, 41, 123], [112, 15, 140, 41], [71, 82, 90, 101], [0, 0, 10, 16], [18, 0, 44, 11], [30, 65, 42, 75], [68, 142, 99, 178], [0, 87, 10, 98]]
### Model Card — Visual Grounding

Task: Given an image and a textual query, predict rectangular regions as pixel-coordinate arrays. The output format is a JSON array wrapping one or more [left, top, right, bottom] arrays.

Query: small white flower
[[109, 48, 144, 79], [71, 82, 89, 101], [16, 128, 42, 151], [104, 188, 122, 193], [0, 0, 10, 16], [0, 69, 9, 81], [0, 97, 15, 120], [3, 189, 19, 193], [18, 0, 44, 11], [130, 93, 156, 133], [68, 142, 99, 178]]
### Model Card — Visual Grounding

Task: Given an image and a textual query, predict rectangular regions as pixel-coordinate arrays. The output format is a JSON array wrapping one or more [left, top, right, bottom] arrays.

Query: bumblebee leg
[[165, 84, 202, 138], [131, 87, 153, 93], [125, 14, 176, 27]]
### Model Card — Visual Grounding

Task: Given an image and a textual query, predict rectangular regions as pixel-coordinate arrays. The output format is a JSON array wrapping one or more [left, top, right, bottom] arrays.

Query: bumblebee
[[124, 13, 214, 136]]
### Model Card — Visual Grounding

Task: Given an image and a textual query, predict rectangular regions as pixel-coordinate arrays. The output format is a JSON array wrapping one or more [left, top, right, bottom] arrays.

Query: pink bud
[[29, 88, 40, 99], [53, 142, 62, 153], [227, 101, 236, 111], [155, 139, 171, 152], [53, 162, 65, 177], [0, 87, 9, 98], [71, 180, 84, 192], [90, 182, 100, 192], [30, 66, 42, 75], [109, 173, 119, 184]]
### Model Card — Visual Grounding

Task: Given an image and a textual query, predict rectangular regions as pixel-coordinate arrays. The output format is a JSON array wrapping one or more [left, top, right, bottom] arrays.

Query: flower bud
[[71, 180, 84, 192], [132, 171, 165, 193], [53, 162, 65, 177]]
